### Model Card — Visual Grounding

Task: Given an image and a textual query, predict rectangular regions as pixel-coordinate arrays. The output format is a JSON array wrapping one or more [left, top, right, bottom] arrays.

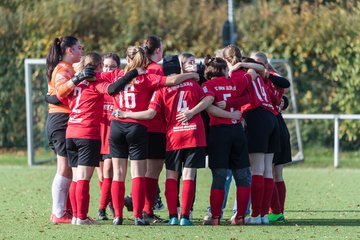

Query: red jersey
[[97, 69, 167, 128], [149, 80, 206, 151], [202, 76, 246, 126], [100, 94, 113, 154], [231, 69, 276, 114], [266, 71, 285, 115], [66, 79, 110, 139], [146, 62, 166, 133]]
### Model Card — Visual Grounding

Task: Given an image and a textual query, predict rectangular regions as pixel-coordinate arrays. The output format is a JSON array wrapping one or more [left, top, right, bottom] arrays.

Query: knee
[[211, 169, 228, 189], [233, 168, 251, 187]]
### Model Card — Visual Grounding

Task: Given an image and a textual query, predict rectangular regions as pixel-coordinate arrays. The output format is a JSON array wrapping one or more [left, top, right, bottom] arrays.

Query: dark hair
[[241, 57, 265, 70], [143, 35, 161, 57], [103, 52, 120, 67], [204, 55, 227, 80], [46, 36, 78, 81]]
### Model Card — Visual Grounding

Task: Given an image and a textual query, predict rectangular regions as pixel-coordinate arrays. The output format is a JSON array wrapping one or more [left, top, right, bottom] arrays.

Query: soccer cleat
[[71, 217, 77, 225], [203, 211, 212, 221], [98, 209, 109, 221], [112, 217, 123, 225], [204, 210, 223, 221], [245, 215, 262, 225], [268, 213, 285, 223], [76, 217, 100, 225], [108, 204, 115, 218], [134, 217, 150, 226], [168, 217, 179, 225], [50, 212, 72, 224], [230, 216, 245, 225], [124, 195, 133, 212], [153, 195, 164, 211], [229, 211, 237, 223], [143, 212, 168, 223], [261, 214, 269, 225], [203, 217, 220, 225], [180, 218, 193, 226]]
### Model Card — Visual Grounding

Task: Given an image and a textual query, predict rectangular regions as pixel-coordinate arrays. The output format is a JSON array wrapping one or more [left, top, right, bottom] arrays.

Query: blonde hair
[[251, 51, 277, 72], [214, 48, 224, 58], [222, 44, 242, 66], [73, 51, 102, 74], [124, 46, 149, 73], [178, 52, 195, 73]]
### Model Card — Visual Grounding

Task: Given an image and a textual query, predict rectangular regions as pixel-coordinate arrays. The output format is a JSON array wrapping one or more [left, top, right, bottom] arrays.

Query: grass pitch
[[0, 165, 359, 240]]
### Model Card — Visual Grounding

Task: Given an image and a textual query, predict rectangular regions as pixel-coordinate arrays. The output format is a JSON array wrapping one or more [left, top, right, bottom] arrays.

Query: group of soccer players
[[46, 35, 291, 226]]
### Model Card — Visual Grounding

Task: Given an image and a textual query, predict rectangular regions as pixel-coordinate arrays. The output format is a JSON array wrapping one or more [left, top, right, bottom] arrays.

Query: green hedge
[[1, 0, 359, 149]]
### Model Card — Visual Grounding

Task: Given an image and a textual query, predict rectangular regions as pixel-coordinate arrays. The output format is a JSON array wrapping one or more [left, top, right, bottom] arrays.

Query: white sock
[[52, 174, 71, 218]]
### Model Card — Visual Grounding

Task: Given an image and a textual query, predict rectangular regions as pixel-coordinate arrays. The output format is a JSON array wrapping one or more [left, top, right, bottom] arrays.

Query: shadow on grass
[[285, 218, 360, 226], [287, 209, 360, 213]]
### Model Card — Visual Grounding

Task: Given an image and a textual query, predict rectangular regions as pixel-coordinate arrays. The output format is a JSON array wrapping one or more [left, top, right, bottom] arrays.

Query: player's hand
[[136, 67, 146, 75], [228, 62, 242, 77], [176, 110, 194, 124], [184, 64, 197, 73], [247, 69, 257, 81], [230, 110, 242, 120], [72, 67, 96, 85], [215, 101, 226, 109], [112, 110, 126, 118]]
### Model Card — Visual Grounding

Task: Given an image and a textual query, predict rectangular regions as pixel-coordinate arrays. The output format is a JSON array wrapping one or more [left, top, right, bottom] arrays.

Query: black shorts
[[147, 132, 166, 159], [110, 121, 148, 160], [66, 138, 101, 167], [244, 107, 281, 154], [46, 113, 69, 157], [165, 147, 206, 172], [101, 154, 112, 161], [274, 114, 292, 165], [208, 124, 249, 169]]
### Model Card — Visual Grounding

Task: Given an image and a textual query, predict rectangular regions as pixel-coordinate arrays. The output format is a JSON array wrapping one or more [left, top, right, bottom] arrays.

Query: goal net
[[270, 59, 304, 163]]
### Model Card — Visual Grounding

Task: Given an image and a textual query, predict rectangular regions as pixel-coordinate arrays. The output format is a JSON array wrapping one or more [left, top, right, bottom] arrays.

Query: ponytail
[[143, 35, 161, 58], [46, 36, 78, 81], [204, 55, 227, 80]]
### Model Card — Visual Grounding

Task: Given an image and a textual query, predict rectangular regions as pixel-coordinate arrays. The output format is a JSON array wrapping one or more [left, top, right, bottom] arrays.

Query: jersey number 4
[[177, 91, 189, 112]]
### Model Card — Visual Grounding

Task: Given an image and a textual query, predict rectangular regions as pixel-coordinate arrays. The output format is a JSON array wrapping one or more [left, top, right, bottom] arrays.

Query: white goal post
[[24, 58, 304, 166]]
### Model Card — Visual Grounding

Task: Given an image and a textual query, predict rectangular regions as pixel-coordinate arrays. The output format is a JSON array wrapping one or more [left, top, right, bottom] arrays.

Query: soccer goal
[[24, 58, 303, 166], [270, 59, 304, 163]]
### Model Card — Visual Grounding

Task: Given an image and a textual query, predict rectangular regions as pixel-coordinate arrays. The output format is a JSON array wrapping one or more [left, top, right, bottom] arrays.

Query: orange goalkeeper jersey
[[47, 61, 75, 113]]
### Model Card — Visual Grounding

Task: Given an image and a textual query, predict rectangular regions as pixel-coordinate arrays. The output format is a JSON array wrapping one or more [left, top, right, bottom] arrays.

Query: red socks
[[69, 181, 77, 218], [143, 177, 158, 215], [66, 194, 72, 213], [236, 186, 251, 218], [99, 178, 112, 209], [111, 180, 125, 218], [76, 180, 90, 220], [251, 175, 264, 217], [210, 189, 225, 219], [276, 181, 286, 213], [270, 183, 282, 214], [132, 177, 146, 218], [181, 180, 195, 217], [261, 178, 274, 216], [165, 179, 178, 216]]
